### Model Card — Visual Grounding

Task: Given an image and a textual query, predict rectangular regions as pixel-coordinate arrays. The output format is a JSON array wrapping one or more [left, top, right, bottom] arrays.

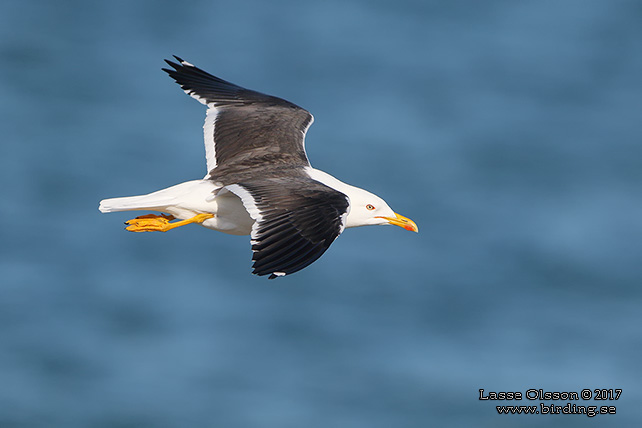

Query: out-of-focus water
[[1, 0, 641, 426]]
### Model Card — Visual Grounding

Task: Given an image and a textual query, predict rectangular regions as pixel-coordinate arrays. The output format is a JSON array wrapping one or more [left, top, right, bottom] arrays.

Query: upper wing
[[225, 177, 350, 279], [163, 57, 313, 175]]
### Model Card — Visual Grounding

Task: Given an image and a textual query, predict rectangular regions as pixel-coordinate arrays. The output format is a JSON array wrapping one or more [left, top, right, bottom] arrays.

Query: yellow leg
[[125, 213, 214, 232]]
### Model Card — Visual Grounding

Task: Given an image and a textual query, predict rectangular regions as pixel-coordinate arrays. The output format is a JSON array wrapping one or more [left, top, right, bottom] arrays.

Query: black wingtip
[[160, 55, 292, 108], [163, 59, 179, 71], [163, 55, 190, 73]]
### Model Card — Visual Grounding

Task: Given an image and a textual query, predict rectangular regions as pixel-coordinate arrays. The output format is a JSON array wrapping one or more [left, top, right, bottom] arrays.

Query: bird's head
[[344, 188, 418, 232]]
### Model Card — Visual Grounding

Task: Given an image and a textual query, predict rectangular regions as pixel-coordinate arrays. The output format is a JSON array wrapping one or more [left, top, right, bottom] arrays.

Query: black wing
[[163, 57, 313, 174], [226, 177, 350, 279]]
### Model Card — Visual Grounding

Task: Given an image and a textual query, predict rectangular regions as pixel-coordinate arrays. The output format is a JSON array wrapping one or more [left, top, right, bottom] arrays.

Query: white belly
[[199, 189, 254, 235]]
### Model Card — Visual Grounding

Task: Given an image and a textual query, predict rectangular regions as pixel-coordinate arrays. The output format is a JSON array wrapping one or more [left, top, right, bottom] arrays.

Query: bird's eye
[[366, 204, 375, 210]]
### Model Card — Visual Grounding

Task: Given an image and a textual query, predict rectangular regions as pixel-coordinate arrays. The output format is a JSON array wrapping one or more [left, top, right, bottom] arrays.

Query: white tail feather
[[98, 180, 205, 213], [99, 195, 170, 213]]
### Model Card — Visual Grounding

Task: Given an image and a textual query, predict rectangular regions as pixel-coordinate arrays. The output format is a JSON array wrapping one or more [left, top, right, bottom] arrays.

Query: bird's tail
[[98, 180, 203, 213], [99, 194, 173, 213]]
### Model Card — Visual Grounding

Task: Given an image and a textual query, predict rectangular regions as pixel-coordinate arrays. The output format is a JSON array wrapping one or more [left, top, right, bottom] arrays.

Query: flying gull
[[99, 57, 418, 279]]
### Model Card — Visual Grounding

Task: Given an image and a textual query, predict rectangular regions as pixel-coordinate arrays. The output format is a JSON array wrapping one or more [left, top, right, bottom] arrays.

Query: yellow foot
[[125, 213, 176, 232], [125, 213, 213, 232], [131, 213, 176, 221]]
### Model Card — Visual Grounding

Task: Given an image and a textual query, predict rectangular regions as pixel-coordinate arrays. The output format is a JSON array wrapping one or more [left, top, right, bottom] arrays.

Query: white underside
[[98, 180, 254, 235], [99, 167, 392, 236]]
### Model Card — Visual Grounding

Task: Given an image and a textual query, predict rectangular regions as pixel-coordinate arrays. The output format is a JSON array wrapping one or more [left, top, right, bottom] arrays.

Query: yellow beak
[[377, 212, 419, 233]]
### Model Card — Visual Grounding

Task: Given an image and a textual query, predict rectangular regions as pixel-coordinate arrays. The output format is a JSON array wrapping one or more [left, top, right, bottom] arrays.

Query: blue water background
[[1, 0, 641, 426]]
